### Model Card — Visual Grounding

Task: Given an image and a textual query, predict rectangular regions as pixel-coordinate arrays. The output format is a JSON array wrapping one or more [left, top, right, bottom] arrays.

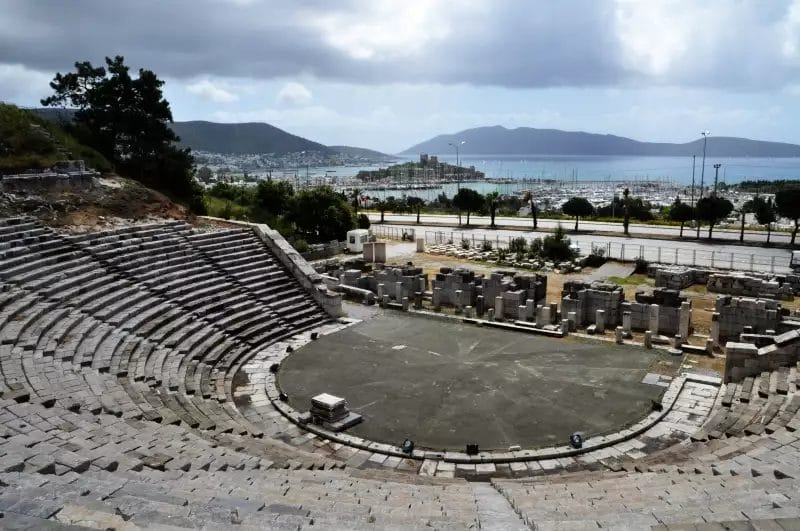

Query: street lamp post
[[713, 163, 721, 197], [448, 140, 465, 191], [696, 131, 710, 239]]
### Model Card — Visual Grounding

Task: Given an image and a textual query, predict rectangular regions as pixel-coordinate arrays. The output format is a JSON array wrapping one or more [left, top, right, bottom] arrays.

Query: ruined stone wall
[[707, 273, 793, 300], [712, 296, 782, 345], [724, 330, 800, 382]]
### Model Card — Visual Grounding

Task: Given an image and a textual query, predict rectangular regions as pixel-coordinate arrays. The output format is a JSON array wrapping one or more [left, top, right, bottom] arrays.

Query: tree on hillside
[[522, 190, 538, 230], [289, 186, 355, 242], [752, 195, 777, 244], [453, 188, 484, 226], [196, 165, 213, 183], [696, 196, 734, 239], [668, 196, 693, 238], [562, 197, 594, 231], [41, 56, 204, 212], [776, 188, 800, 246], [253, 180, 293, 219], [405, 196, 424, 224], [485, 191, 500, 229]]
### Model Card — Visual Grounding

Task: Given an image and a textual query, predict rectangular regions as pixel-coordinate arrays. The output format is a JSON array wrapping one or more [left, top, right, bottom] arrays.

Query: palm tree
[[622, 188, 630, 235], [486, 191, 500, 229], [522, 190, 538, 230], [349, 188, 362, 216]]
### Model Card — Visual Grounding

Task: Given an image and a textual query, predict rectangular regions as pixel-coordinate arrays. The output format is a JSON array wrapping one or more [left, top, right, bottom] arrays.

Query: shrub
[[497, 248, 508, 261], [634, 256, 649, 274], [357, 213, 371, 229], [221, 201, 233, 220], [481, 240, 493, 252], [584, 245, 608, 267], [461, 238, 471, 250], [528, 237, 543, 257], [509, 236, 528, 254], [294, 238, 309, 253], [541, 224, 576, 261]]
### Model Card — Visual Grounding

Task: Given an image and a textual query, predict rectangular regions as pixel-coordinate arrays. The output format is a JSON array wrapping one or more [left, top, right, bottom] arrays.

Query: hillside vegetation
[[171, 121, 331, 154], [402, 125, 800, 157], [0, 102, 111, 174]]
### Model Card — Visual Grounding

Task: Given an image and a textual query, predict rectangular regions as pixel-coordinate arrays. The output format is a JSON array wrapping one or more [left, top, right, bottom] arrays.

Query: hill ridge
[[401, 125, 800, 157]]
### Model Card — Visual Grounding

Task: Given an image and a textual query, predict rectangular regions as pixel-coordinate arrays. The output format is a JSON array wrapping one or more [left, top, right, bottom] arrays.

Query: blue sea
[[309, 155, 800, 185]]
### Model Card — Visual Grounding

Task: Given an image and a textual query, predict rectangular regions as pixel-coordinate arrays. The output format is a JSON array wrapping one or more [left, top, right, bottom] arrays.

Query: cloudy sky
[[2, 0, 800, 153]]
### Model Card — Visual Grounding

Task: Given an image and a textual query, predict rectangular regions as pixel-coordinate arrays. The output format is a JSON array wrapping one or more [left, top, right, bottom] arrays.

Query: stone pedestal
[[679, 301, 691, 340], [381, 294, 389, 307], [377, 283, 385, 300], [487, 308, 495, 321], [549, 302, 558, 324], [644, 330, 653, 349], [476, 295, 484, 317], [465, 305, 473, 318], [526, 299, 535, 322], [705, 338, 714, 354], [673, 334, 682, 348], [455, 290, 464, 312], [622, 311, 632, 336], [414, 291, 422, 310], [433, 288, 442, 310], [541, 306, 551, 327], [518, 305, 527, 321], [615, 326, 624, 344], [416, 238, 425, 252], [535, 305, 545, 327], [596, 309, 606, 334], [561, 319, 570, 336], [402, 297, 409, 311], [710, 312, 720, 347], [495, 296, 504, 321], [649, 304, 660, 336], [567, 311, 577, 332], [395, 281, 404, 302]]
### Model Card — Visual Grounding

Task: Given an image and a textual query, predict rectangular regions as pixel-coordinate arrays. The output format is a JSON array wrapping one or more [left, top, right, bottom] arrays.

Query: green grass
[[606, 274, 651, 285], [204, 195, 250, 221]]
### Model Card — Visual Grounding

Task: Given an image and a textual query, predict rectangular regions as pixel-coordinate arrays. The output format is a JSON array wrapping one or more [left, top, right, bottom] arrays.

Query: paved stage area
[[279, 313, 676, 451]]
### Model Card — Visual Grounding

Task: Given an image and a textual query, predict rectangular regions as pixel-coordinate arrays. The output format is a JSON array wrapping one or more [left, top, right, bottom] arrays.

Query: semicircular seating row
[[0, 217, 489, 529], [1, 216, 800, 528]]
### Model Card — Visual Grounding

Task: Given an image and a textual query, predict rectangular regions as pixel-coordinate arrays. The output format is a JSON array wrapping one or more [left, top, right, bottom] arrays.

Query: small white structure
[[346, 229, 370, 253]]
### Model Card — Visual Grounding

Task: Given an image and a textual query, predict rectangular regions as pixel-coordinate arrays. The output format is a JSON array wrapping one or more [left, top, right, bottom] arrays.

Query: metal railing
[[415, 230, 790, 274]]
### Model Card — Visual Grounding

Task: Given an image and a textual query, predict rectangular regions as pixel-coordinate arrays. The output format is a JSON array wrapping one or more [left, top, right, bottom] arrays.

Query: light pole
[[696, 131, 710, 238], [712, 163, 721, 197], [690, 154, 696, 229], [448, 140, 465, 191]]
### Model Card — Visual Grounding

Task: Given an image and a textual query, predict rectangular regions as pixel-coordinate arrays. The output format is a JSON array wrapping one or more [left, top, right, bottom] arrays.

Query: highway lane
[[367, 212, 797, 245]]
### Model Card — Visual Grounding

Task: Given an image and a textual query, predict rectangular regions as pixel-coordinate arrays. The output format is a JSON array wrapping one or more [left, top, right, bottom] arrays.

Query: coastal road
[[371, 221, 794, 274], [367, 212, 797, 245]]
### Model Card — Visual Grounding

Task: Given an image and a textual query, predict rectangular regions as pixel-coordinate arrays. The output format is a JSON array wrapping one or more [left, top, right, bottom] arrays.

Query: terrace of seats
[[0, 216, 798, 529]]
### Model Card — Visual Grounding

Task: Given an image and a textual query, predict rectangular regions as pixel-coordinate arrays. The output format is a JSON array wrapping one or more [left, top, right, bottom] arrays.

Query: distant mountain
[[327, 145, 395, 161], [32, 109, 392, 158], [402, 126, 800, 157], [170, 121, 331, 155]]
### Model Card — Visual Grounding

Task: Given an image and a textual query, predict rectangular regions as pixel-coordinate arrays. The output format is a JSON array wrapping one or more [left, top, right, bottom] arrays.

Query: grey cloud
[[0, 0, 797, 90]]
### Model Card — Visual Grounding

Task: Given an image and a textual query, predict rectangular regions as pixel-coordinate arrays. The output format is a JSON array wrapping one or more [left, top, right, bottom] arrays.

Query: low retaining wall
[[724, 329, 800, 382], [198, 216, 344, 318]]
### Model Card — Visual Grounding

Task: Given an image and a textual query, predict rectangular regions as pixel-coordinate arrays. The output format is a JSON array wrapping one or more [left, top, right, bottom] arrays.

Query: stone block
[[596, 309, 606, 333]]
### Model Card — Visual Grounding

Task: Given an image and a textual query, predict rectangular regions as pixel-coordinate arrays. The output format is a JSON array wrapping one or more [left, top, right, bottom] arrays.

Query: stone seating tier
[[0, 217, 799, 527]]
